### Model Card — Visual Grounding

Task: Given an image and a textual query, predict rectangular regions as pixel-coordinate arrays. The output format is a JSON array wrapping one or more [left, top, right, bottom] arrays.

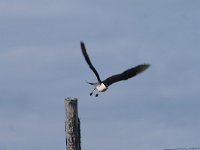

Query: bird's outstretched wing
[[103, 64, 150, 86], [80, 41, 102, 83]]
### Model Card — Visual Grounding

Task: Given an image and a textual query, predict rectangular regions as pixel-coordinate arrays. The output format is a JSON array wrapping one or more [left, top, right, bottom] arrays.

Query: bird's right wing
[[81, 41, 102, 83], [103, 64, 150, 86]]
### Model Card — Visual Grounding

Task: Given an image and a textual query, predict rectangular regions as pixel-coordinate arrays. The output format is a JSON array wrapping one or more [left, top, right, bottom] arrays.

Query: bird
[[80, 41, 150, 97]]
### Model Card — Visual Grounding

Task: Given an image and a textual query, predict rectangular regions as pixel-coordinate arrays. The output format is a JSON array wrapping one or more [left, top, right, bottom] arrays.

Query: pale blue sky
[[0, 0, 200, 150]]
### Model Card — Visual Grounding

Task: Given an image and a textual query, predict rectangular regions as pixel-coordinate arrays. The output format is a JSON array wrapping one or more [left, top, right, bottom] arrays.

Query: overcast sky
[[0, 0, 200, 150]]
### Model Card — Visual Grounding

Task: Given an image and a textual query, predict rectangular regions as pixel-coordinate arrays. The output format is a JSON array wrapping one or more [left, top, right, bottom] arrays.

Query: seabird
[[81, 41, 150, 97]]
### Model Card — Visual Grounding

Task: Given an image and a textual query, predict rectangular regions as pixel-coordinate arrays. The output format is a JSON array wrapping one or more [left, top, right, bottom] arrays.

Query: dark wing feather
[[80, 41, 102, 83], [103, 64, 150, 86]]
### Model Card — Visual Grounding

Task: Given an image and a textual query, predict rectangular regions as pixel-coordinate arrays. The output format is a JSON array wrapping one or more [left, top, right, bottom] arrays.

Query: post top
[[65, 97, 78, 101]]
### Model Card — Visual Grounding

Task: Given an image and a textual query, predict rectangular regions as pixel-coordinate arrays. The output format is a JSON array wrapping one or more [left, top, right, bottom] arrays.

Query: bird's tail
[[85, 81, 95, 85]]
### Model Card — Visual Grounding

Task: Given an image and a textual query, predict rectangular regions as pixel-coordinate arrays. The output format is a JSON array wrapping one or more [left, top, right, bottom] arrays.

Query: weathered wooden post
[[64, 97, 81, 150]]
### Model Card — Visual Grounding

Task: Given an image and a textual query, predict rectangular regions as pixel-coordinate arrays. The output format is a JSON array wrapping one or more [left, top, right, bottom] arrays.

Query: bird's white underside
[[96, 83, 107, 92]]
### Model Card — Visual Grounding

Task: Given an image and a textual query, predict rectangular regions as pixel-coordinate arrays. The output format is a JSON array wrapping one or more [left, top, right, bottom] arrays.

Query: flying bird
[[81, 41, 150, 97]]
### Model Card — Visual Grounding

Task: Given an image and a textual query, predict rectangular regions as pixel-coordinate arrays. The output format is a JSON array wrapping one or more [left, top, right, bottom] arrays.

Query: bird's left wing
[[103, 64, 150, 86], [81, 41, 102, 83]]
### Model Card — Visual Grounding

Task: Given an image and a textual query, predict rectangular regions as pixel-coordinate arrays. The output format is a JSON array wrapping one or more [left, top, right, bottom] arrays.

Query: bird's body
[[81, 41, 150, 97], [96, 83, 107, 92]]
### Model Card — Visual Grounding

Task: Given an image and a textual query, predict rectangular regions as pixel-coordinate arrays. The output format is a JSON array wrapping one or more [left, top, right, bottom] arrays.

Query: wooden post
[[64, 97, 81, 150]]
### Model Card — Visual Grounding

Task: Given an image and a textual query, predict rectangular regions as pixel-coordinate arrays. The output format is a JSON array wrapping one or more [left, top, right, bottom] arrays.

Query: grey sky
[[0, 0, 200, 150]]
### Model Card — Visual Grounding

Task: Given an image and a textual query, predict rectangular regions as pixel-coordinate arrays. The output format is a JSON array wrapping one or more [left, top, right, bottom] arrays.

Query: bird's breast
[[96, 83, 107, 92]]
